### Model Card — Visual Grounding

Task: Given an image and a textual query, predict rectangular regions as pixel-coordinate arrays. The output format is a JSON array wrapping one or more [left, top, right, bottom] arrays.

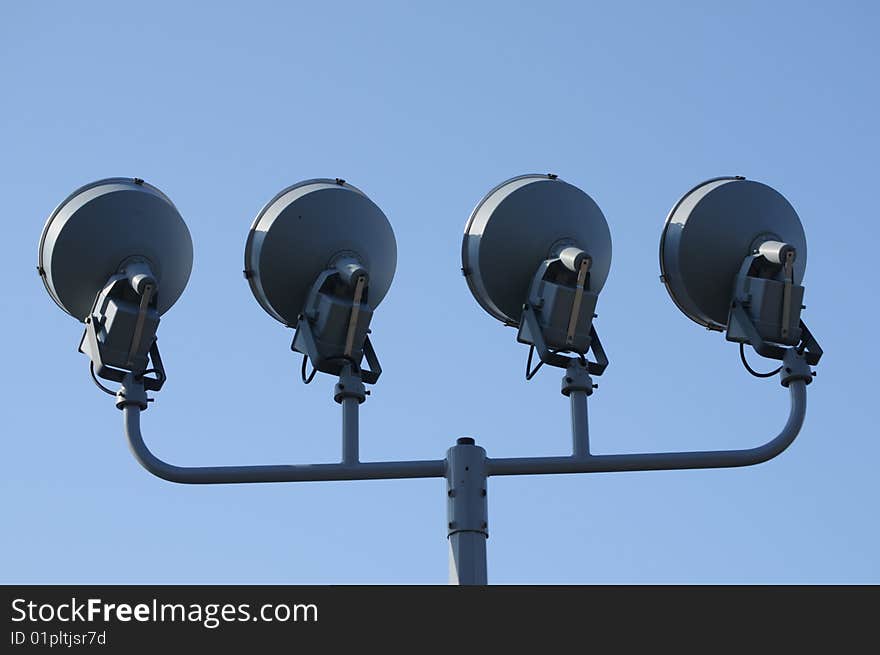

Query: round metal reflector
[[462, 174, 612, 324], [659, 177, 807, 329], [38, 178, 193, 321], [244, 179, 397, 326]]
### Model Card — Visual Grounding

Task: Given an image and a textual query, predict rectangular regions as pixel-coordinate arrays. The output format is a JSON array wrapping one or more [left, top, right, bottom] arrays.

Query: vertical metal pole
[[562, 362, 593, 458], [342, 397, 359, 464], [446, 437, 488, 585], [335, 364, 365, 466], [570, 390, 590, 458]]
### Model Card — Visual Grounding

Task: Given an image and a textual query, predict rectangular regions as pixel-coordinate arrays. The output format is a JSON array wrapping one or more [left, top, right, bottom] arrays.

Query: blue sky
[[2, 1, 878, 583]]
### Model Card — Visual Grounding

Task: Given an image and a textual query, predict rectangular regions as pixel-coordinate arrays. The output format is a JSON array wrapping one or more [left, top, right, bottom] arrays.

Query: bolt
[[448, 522, 455, 529], [565, 377, 573, 384], [593, 383, 599, 389], [457, 437, 475, 445], [133, 177, 144, 185], [448, 489, 455, 497], [481, 489, 486, 497]]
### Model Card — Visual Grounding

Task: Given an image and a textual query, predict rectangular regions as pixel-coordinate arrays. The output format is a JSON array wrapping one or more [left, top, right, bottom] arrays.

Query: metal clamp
[[127, 282, 155, 369], [780, 348, 813, 388], [334, 366, 367, 404], [781, 249, 794, 341], [561, 360, 594, 397], [566, 257, 592, 346], [343, 275, 366, 357]]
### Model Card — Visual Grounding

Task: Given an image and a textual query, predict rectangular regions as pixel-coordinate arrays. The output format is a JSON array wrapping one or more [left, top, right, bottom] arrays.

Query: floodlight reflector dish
[[244, 179, 397, 326], [38, 178, 193, 321], [462, 174, 612, 325], [659, 177, 807, 330]]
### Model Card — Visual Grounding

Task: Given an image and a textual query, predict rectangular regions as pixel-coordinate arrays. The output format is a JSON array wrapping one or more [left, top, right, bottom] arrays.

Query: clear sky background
[[2, 1, 878, 584]]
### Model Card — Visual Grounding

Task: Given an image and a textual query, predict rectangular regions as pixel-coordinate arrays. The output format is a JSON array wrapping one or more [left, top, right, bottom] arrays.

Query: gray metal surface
[[118, 372, 444, 483], [123, 404, 446, 483], [446, 439, 488, 585], [570, 390, 590, 459], [245, 179, 397, 326], [116, 350, 807, 584], [488, 377, 807, 476], [462, 174, 612, 324], [117, 349, 808, 484], [561, 360, 593, 457], [40, 173, 820, 586], [342, 398, 359, 465], [39, 178, 193, 321], [660, 177, 807, 329]]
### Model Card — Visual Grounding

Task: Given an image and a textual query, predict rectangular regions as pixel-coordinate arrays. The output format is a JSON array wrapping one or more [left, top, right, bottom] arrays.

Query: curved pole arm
[[118, 376, 445, 485], [487, 379, 807, 477]]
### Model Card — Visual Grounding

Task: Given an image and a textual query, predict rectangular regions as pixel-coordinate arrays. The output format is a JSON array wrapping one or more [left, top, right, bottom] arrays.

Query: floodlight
[[38, 178, 193, 390], [244, 179, 397, 384], [35, 171, 822, 587], [462, 174, 612, 376], [660, 176, 822, 366]]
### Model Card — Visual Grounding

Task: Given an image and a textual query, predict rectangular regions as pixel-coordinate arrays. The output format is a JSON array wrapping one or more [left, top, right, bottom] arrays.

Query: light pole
[[38, 174, 822, 585]]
